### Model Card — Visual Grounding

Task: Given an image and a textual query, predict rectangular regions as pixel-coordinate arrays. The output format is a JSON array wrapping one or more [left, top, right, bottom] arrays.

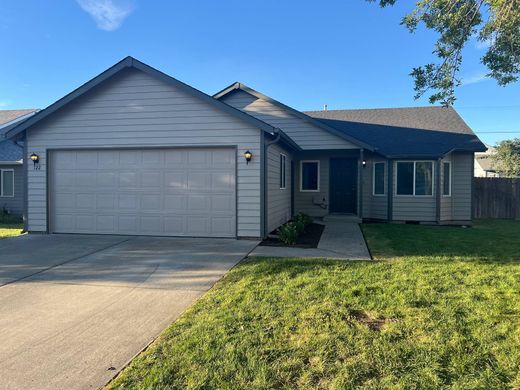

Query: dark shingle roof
[[0, 109, 38, 162], [305, 107, 486, 157]]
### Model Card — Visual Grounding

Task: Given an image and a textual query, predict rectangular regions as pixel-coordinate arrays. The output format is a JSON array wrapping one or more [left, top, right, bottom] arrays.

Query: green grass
[[0, 223, 24, 239], [108, 220, 520, 389]]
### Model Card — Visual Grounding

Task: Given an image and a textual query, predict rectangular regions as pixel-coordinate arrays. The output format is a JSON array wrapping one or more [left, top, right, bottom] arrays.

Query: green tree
[[370, 0, 520, 105], [492, 138, 520, 177]]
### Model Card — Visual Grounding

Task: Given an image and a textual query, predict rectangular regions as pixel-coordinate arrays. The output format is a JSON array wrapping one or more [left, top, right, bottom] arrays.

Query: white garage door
[[50, 148, 236, 237]]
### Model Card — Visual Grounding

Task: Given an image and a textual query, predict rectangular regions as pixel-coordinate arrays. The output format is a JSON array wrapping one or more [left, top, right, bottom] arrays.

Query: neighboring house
[[0, 109, 38, 216], [5, 57, 486, 238], [474, 144, 498, 177]]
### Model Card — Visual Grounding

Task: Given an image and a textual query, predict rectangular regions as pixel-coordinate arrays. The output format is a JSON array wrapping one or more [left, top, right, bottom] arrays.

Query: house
[[0, 109, 38, 217], [5, 57, 486, 238], [474, 144, 498, 177]]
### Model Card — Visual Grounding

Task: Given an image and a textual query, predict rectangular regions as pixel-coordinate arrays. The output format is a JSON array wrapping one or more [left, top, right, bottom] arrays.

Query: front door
[[329, 158, 357, 214]]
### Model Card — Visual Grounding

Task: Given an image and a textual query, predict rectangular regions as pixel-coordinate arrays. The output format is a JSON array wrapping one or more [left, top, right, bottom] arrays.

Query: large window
[[396, 161, 434, 196], [443, 161, 451, 196], [0, 169, 14, 197], [300, 161, 319, 191], [373, 162, 386, 195], [279, 154, 286, 189]]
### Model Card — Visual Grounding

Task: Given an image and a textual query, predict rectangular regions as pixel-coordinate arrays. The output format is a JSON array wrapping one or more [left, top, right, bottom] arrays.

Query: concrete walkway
[[250, 222, 371, 260], [0, 234, 258, 390]]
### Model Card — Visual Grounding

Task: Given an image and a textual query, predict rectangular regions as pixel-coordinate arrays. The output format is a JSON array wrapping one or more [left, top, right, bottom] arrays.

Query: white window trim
[[372, 161, 386, 196], [0, 169, 15, 197], [395, 161, 435, 197], [279, 153, 287, 190], [300, 160, 320, 192], [442, 161, 452, 197]]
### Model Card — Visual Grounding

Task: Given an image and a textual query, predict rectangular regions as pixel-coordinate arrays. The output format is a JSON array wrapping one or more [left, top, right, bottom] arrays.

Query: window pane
[[415, 162, 433, 195], [2, 170, 14, 196], [374, 163, 385, 195], [301, 162, 318, 190], [396, 162, 414, 195], [443, 162, 451, 195]]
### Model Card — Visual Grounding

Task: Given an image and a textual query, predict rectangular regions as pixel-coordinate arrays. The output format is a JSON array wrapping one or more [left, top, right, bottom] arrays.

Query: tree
[[492, 138, 520, 177], [370, 0, 520, 105]]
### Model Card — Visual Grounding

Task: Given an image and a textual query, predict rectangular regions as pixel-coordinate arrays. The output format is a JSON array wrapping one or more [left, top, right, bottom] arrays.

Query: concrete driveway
[[0, 234, 258, 390]]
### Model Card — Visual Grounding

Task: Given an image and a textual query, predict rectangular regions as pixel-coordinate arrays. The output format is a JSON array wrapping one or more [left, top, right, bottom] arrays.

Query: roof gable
[[214, 83, 374, 151], [6, 57, 278, 140]]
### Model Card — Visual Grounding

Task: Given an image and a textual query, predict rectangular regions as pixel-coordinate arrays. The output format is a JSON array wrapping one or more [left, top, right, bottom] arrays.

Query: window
[[396, 161, 434, 196], [373, 162, 386, 195], [0, 169, 14, 197], [443, 161, 451, 196], [300, 161, 319, 191], [279, 154, 286, 189]]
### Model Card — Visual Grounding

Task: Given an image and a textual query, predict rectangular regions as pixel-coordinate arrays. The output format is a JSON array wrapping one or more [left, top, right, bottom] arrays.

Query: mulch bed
[[259, 223, 325, 248]]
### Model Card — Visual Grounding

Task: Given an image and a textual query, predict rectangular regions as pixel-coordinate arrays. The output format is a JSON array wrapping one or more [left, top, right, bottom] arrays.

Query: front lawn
[[108, 219, 520, 389], [0, 223, 24, 239]]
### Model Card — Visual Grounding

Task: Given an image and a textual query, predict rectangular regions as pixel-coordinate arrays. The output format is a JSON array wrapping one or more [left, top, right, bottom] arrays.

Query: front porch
[[293, 149, 364, 220]]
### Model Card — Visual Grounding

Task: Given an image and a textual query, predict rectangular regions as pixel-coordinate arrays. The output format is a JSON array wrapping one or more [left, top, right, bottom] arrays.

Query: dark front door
[[329, 158, 357, 214]]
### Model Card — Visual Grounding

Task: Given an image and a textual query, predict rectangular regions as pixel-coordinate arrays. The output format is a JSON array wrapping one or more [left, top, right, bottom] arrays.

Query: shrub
[[278, 222, 298, 245], [293, 219, 306, 234], [294, 212, 312, 228]]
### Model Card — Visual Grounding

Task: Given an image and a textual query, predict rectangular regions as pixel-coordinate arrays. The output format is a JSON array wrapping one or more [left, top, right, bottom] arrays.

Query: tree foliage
[[492, 138, 520, 177], [370, 0, 520, 105]]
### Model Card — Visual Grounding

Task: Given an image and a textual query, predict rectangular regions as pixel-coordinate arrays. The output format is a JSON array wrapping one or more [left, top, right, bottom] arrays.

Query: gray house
[[6, 57, 486, 238], [0, 109, 38, 217]]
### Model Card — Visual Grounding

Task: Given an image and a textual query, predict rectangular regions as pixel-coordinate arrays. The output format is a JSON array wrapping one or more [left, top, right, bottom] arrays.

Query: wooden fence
[[473, 177, 520, 219]]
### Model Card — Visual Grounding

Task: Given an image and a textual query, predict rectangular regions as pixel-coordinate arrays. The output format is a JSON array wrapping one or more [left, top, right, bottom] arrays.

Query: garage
[[49, 148, 236, 237]]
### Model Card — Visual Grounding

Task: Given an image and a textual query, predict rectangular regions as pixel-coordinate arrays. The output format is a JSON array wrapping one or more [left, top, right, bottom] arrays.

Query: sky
[[1, 0, 519, 146]]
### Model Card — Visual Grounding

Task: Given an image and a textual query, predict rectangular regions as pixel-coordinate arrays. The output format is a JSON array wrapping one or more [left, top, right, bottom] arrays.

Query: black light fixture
[[244, 150, 253, 164], [30, 153, 40, 170], [362, 160, 367, 168]]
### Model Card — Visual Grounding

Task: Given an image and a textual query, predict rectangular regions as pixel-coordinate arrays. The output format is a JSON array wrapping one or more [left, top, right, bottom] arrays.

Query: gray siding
[[362, 157, 388, 220], [25, 68, 262, 237], [0, 164, 24, 216], [440, 152, 473, 222], [294, 155, 330, 217], [392, 160, 437, 222], [266, 143, 292, 233], [221, 90, 359, 150]]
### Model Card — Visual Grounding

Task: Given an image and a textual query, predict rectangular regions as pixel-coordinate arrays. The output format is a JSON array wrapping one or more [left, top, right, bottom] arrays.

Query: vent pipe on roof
[[323, 104, 328, 111]]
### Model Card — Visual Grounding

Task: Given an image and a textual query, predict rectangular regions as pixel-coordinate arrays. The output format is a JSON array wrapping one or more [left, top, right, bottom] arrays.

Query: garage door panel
[[51, 148, 236, 237]]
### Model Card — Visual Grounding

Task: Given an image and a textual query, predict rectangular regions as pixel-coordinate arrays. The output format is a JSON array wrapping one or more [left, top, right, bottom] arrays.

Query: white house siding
[[362, 157, 388, 220], [266, 143, 292, 233], [25, 68, 262, 237], [392, 160, 437, 222], [0, 164, 24, 216], [220, 90, 359, 150]]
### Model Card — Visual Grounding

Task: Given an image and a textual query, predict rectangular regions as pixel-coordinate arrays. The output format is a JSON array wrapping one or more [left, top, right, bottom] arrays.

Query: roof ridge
[[305, 106, 450, 112]]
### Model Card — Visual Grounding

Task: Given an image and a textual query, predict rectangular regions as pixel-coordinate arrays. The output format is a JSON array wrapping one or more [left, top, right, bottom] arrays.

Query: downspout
[[436, 158, 441, 224], [359, 149, 364, 219], [262, 130, 281, 238]]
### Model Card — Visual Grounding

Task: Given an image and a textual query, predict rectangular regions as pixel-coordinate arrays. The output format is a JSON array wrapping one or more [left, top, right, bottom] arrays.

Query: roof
[[0, 109, 38, 163], [0, 109, 38, 127], [5, 57, 284, 141], [214, 82, 375, 151], [305, 107, 487, 158]]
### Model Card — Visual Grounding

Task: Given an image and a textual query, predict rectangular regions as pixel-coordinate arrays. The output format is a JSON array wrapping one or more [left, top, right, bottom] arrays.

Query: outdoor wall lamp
[[30, 153, 40, 170], [362, 160, 366, 168], [244, 150, 253, 164]]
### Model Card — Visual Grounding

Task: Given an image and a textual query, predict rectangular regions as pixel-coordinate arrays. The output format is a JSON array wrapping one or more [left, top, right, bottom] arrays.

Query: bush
[[293, 219, 306, 234], [278, 222, 298, 245], [294, 212, 312, 228]]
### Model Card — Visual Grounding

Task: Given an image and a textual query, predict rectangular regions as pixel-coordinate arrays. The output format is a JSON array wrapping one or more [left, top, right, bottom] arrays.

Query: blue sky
[[1, 0, 519, 145]]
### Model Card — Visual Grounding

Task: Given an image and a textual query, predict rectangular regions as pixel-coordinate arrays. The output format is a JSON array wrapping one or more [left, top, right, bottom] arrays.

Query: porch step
[[323, 214, 362, 223]]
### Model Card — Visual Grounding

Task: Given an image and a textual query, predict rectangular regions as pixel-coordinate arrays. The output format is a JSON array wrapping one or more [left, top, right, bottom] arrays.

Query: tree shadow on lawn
[[361, 219, 520, 264]]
